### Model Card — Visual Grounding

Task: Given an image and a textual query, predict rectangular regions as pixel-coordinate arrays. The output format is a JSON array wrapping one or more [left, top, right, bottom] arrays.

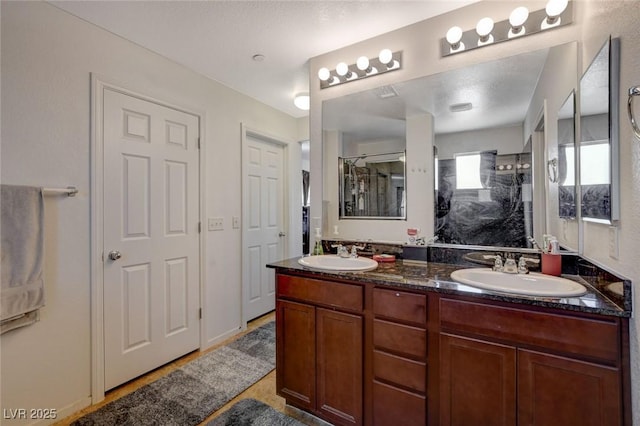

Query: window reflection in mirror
[[579, 37, 620, 223], [339, 152, 406, 219]]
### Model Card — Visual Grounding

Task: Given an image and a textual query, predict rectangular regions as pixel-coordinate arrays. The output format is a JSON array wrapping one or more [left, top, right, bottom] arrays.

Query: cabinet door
[[440, 334, 516, 426], [518, 349, 622, 426], [276, 299, 316, 410], [317, 308, 363, 425]]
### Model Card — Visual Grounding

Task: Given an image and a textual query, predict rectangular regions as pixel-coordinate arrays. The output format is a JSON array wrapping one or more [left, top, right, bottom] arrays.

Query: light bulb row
[[442, 0, 571, 56], [317, 49, 402, 89]]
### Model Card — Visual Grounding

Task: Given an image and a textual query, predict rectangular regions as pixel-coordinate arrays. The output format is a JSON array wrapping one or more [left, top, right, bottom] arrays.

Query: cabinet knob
[[395, 293, 400, 297]]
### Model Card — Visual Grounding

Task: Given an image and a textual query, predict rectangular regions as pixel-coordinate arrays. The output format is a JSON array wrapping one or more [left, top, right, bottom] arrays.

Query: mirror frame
[[579, 37, 621, 224]]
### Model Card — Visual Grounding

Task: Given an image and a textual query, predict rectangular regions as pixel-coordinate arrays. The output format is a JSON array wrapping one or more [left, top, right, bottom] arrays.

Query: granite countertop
[[268, 257, 630, 318]]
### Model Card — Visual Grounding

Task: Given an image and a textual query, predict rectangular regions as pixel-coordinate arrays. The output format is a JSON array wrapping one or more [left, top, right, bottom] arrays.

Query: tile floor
[[57, 312, 325, 425]]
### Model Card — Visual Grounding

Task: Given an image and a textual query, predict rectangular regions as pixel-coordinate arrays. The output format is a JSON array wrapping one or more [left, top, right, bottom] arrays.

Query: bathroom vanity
[[268, 258, 631, 426]]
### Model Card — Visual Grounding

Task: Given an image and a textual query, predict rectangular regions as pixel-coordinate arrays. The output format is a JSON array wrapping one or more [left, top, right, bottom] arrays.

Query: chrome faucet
[[517, 256, 529, 274], [350, 244, 365, 258], [503, 256, 518, 274], [331, 244, 350, 258], [492, 254, 503, 272]]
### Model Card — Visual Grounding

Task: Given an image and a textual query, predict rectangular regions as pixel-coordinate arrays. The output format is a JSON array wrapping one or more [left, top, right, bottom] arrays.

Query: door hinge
[[198, 222, 202, 233], [199, 308, 202, 319], [197, 138, 201, 149]]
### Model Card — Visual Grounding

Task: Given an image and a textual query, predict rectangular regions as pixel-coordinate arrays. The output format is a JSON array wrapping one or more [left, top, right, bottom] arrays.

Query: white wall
[[435, 125, 525, 159], [310, 1, 640, 423], [0, 2, 300, 422]]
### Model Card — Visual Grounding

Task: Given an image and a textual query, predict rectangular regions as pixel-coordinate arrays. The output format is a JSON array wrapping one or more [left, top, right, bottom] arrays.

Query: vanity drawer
[[372, 381, 426, 426], [439, 298, 620, 363], [276, 274, 363, 312], [373, 319, 427, 359], [373, 350, 426, 393], [373, 288, 427, 326]]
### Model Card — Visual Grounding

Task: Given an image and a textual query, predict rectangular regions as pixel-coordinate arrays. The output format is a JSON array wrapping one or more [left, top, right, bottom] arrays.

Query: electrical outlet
[[232, 216, 240, 229], [208, 217, 224, 231], [608, 226, 619, 259]]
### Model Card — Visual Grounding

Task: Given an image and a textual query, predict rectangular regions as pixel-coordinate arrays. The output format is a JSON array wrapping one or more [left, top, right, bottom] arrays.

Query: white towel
[[1, 184, 45, 334]]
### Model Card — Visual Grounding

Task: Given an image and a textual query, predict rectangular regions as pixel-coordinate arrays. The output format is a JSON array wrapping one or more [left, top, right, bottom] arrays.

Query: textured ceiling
[[50, 0, 478, 118]]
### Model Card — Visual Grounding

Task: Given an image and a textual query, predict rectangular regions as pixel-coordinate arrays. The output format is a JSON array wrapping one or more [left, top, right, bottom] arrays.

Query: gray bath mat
[[207, 399, 305, 426], [72, 322, 275, 426]]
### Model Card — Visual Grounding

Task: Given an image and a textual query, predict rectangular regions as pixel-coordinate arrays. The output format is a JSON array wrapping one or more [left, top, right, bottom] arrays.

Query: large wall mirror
[[579, 37, 620, 223], [323, 42, 578, 250]]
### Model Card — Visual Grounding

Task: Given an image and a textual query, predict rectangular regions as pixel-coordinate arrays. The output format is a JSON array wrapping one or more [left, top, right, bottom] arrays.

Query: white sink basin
[[298, 255, 378, 272], [450, 268, 587, 297]]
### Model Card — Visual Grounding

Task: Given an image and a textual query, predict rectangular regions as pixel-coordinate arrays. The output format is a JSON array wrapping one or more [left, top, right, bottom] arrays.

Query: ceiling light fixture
[[317, 49, 402, 89], [441, 1, 572, 57], [293, 93, 310, 111]]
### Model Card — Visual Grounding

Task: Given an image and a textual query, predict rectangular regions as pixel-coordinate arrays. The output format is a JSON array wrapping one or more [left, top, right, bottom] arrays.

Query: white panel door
[[103, 88, 200, 390], [243, 135, 285, 321]]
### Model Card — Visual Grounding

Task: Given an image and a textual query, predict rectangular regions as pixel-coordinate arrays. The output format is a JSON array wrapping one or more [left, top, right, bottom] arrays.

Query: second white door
[[243, 132, 286, 322]]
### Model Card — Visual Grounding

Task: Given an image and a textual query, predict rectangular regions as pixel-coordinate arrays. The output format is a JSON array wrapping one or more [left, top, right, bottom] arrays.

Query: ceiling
[[50, 0, 479, 118]]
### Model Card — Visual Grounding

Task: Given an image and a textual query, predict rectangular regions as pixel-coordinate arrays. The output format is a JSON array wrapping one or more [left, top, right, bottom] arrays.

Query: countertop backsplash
[[315, 239, 631, 314]]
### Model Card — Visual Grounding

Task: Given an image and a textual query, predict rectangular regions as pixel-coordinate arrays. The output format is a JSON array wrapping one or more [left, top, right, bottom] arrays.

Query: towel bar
[[42, 186, 78, 197], [629, 86, 640, 139]]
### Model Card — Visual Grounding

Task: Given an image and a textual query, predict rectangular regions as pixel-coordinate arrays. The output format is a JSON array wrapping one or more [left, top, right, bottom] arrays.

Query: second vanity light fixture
[[442, 0, 572, 57], [317, 49, 402, 89]]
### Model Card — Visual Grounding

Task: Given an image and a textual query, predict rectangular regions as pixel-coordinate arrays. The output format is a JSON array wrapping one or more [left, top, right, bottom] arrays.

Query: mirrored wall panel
[[579, 37, 620, 223], [558, 91, 576, 219]]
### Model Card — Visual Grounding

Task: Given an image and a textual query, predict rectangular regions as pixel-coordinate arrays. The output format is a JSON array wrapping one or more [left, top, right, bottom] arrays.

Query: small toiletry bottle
[[313, 228, 324, 255]]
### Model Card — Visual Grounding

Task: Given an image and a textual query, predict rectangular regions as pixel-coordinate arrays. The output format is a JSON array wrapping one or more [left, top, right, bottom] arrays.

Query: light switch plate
[[232, 216, 240, 229], [208, 217, 224, 231]]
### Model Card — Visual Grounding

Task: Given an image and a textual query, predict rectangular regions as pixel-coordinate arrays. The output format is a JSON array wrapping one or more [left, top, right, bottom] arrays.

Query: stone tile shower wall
[[435, 152, 533, 247]]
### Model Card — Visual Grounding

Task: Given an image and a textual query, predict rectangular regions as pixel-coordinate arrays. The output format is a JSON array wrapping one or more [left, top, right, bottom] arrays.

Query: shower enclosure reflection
[[435, 137, 533, 247], [339, 152, 406, 219]]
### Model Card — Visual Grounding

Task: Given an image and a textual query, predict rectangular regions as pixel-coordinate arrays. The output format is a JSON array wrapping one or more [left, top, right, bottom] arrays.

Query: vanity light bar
[[318, 50, 402, 89], [441, 0, 573, 57]]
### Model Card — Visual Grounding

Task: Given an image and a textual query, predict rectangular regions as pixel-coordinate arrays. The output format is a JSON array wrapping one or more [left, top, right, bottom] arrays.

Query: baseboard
[[31, 396, 92, 426], [203, 326, 242, 351]]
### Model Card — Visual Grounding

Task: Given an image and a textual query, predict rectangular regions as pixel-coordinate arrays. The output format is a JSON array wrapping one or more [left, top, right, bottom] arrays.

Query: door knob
[[278, 232, 286, 237], [108, 250, 122, 261]]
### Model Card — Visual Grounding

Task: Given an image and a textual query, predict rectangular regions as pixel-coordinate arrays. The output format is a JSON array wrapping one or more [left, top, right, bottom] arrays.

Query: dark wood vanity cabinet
[[275, 271, 630, 426], [437, 297, 627, 426], [276, 274, 364, 426]]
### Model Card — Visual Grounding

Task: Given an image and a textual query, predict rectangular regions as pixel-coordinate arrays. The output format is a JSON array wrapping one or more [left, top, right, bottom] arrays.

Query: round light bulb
[[446, 26, 463, 45], [476, 17, 494, 38], [378, 49, 393, 65], [546, 0, 568, 18], [336, 62, 349, 77], [317, 67, 330, 81], [356, 56, 370, 71], [509, 6, 529, 28], [293, 93, 310, 111]]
